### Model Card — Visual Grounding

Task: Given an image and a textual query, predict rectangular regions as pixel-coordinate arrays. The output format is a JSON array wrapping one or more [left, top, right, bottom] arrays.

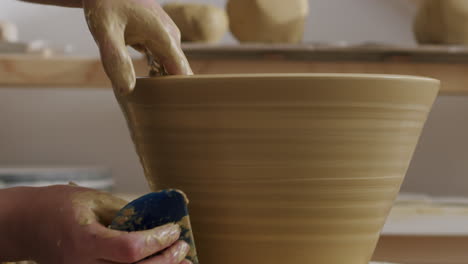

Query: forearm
[[0, 187, 40, 262], [20, 0, 82, 8]]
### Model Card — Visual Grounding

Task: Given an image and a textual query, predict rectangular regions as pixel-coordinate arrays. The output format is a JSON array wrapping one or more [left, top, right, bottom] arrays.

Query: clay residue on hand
[[176, 215, 198, 263], [71, 191, 128, 227], [145, 223, 179, 246], [83, 0, 193, 95]]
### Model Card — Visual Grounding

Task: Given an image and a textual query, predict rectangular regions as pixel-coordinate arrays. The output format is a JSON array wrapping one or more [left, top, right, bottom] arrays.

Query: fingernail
[[146, 223, 180, 247], [114, 82, 131, 96], [112, 82, 125, 96], [166, 223, 181, 238], [167, 241, 190, 262], [156, 223, 181, 239], [112, 73, 135, 96]]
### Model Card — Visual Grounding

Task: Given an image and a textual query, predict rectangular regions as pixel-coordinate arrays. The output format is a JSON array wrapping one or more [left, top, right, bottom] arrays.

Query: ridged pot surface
[[117, 74, 439, 264]]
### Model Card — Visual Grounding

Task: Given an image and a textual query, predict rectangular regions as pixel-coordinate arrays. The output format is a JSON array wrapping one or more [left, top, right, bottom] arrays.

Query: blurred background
[[1, 0, 467, 195]]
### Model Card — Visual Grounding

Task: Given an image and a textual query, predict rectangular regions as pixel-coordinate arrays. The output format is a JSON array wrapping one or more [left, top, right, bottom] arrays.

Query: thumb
[[96, 30, 136, 95], [92, 222, 181, 263]]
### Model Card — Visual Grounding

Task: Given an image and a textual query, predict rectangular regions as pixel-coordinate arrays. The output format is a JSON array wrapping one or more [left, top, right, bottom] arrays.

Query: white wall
[[1, 0, 468, 195], [1, 0, 418, 55]]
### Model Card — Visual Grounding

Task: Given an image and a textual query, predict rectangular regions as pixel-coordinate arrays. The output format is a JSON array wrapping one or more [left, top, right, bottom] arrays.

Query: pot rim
[[135, 73, 439, 84]]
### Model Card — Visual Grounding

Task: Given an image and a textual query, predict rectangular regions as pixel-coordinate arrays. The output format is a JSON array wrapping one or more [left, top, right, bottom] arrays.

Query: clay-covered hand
[[83, 0, 193, 94], [28, 185, 192, 264]]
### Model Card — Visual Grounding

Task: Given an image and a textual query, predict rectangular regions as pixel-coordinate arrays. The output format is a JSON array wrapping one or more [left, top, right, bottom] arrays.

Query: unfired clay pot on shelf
[[414, 0, 468, 45], [163, 3, 229, 43], [227, 0, 309, 43], [116, 74, 439, 264]]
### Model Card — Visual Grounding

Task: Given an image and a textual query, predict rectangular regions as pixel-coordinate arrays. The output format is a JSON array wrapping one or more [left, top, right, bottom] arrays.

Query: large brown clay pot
[[117, 74, 439, 264]]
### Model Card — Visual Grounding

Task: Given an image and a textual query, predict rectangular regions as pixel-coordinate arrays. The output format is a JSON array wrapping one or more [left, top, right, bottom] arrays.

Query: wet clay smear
[[145, 49, 169, 77]]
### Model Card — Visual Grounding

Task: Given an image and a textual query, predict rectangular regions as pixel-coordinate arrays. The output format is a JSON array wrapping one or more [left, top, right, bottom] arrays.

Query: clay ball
[[0, 21, 19, 42], [227, 0, 309, 43], [414, 0, 468, 45], [163, 3, 229, 43]]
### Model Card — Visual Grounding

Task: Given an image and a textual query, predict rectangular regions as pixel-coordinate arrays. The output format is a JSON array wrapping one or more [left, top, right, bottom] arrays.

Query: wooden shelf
[[374, 196, 468, 264], [2, 44, 468, 95]]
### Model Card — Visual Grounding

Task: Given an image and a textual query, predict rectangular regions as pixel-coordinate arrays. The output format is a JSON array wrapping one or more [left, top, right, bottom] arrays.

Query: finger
[[143, 18, 192, 76], [146, 4, 193, 75], [94, 25, 136, 95], [94, 223, 181, 263], [97, 258, 192, 264], [137, 240, 190, 264], [145, 38, 192, 76], [160, 46, 193, 76]]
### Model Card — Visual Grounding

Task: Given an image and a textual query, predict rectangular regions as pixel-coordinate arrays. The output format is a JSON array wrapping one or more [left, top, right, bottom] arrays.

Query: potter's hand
[[0, 185, 191, 264], [83, 0, 193, 94]]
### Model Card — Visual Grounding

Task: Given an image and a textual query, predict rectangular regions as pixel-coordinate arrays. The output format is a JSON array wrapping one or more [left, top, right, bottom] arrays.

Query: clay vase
[[116, 74, 439, 264], [163, 3, 229, 44], [414, 0, 468, 44], [0, 21, 18, 42], [226, 0, 309, 43]]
